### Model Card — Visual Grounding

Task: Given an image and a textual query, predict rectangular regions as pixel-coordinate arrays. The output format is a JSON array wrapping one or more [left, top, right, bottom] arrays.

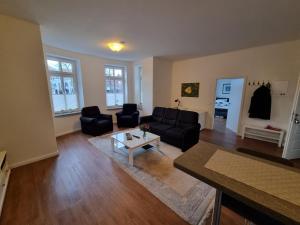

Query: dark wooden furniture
[[220, 147, 295, 225], [214, 97, 229, 118], [214, 108, 228, 118], [174, 141, 300, 225]]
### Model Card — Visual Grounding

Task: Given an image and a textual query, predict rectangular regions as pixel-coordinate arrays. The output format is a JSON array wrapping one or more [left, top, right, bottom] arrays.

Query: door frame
[[282, 75, 300, 158], [211, 76, 247, 135]]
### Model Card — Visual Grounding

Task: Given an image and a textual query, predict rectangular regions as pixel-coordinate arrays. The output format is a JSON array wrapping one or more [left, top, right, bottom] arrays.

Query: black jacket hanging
[[248, 85, 271, 120]]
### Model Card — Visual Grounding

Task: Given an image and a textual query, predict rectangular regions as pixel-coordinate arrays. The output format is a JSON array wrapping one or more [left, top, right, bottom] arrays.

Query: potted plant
[[139, 124, 150, 138]]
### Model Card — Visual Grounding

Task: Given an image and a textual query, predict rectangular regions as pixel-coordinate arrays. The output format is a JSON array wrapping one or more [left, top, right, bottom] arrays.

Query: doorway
[[283, 76, 300, 159], [213, 78, 245, 134]]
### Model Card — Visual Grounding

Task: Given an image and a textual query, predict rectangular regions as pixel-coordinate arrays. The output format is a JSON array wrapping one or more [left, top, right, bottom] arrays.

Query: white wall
[[133, 57, 172, 116], [153, 58, 173, 107], [226, 79, 245, 133], [171, 40, 300, 133], [0, 15, 58, 166], [134, 57, 154, 116], [44, 45, 134, 136], [216, 79, 232, 98]]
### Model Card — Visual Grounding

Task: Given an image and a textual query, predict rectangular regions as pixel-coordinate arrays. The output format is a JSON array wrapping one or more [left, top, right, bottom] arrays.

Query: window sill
[[54, 111, 81, 118], [137, 104, 143, 110], [106, 107, 123, 110]]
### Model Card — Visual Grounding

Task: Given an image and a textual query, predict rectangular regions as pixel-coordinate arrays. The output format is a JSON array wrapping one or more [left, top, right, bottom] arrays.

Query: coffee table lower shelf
[[111, 129, 161, 166]]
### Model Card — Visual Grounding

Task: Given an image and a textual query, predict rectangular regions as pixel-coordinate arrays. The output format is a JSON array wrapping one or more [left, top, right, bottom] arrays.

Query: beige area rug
[[89, 131, 215, 225]]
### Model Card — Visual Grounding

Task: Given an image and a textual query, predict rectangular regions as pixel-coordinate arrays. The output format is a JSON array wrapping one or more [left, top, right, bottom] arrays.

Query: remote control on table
[[126, 133, 132, 140]]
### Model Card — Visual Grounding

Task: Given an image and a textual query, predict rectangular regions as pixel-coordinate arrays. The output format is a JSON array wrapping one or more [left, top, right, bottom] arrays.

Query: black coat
[[248, 85, 271, 120]]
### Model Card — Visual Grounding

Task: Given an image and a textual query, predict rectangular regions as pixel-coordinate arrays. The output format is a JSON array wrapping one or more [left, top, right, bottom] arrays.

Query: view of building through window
[[47, 56, 80, 114], [104, 65, 126, 107]]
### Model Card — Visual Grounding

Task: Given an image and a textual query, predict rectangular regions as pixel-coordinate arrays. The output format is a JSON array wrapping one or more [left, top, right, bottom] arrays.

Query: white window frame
[[46, 55, 81, 116], [104, 65, 127, 109], [134, 65, 143, 109], [137, 65, 143, 107]]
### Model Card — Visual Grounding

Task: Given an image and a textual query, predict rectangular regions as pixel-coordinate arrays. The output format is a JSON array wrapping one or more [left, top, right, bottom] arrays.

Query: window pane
[[61, 62, 73, 73], [104, 66, 125, 107], [115, 79, 124, 106], [105, 67, 110, 76], [106, 79, 115, 106], [50, 76, 65, 112], [47, 60, 60, 71], [63, 77, 78, 110], [109, 68, 114, 76], [50, 76, 63, 95], [114, 69, 122, 77]]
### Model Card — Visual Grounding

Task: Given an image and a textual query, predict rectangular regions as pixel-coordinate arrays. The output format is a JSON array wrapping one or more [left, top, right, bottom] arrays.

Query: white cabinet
[[242, 125, 285, 147]]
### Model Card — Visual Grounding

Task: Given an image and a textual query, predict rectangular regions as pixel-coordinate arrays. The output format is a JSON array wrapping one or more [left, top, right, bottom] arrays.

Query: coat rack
[[248, 80, 270, 87], [248, 80, 288, 96]]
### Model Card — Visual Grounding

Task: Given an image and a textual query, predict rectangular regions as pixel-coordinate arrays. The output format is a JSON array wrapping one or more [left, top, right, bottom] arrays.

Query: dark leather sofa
[[80, 106, 113, 136], [116, 104, 139, 128], [140, 107, 200, 151]]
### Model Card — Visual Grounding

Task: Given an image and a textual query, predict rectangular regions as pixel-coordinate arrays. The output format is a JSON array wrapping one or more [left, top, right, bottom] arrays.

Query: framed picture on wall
[[222, 83, 231, 94], [181, 83, 199, 97]]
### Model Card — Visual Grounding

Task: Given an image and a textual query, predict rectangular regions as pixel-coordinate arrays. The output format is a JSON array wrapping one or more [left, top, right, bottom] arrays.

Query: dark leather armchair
[[116, 104, 139, 128], [80, 106, 113, 136]]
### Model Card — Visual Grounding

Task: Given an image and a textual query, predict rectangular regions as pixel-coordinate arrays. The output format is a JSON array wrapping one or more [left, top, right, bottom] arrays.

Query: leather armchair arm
[[116, 111, 123, 118], [132, 111, 139, 118], [80, 116, 96, 124], [100, 114, 113, 122], [140, 115, 153, 124]]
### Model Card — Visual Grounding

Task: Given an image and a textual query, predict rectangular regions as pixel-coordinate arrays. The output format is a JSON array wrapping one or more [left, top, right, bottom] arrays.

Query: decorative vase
[[143, 130, 146, 138]]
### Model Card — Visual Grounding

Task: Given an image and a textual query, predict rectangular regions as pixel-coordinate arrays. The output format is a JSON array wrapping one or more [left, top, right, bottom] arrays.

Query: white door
[[226, 79, 245, 133], [283, 76, 300, 159]]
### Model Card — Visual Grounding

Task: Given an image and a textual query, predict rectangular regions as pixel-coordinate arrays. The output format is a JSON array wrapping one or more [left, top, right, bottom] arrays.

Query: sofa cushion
[[162, 108, 179, 125], [149, 122, 173, 135], [176, 110, 199, 128], [164, 127, 184, 140], [80, 117, 96, 124], [119, 115, 132, 120], [96, 119, 111, 127], [152, 107, 166, 122]]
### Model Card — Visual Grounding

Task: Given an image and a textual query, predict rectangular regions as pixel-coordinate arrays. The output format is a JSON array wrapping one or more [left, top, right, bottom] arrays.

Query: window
[[46, 56, 81, 115], [137, 65, 143, 106], [104, 65, 126, 108], [134, 65, 143, 108]]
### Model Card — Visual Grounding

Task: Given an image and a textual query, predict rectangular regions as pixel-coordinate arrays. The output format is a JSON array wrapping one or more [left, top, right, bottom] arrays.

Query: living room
[[0, 1, 300, 225]]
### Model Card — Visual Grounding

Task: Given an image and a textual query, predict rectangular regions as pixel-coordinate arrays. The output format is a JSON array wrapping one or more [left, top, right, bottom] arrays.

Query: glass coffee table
[[111, 128, 162, 166]]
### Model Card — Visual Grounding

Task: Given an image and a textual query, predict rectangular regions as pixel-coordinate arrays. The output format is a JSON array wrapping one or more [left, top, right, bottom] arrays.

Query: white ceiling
[[0, 0, 300, 61]]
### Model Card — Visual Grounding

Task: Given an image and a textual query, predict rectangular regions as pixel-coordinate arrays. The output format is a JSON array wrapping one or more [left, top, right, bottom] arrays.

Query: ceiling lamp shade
[[107, 42, 125, 52]]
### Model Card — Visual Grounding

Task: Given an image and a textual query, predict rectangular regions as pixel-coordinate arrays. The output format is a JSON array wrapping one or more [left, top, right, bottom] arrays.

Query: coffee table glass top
[[111, 129, 160, 149]]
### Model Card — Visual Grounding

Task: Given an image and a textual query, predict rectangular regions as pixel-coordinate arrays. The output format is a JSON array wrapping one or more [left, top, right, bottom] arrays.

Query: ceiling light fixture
[[107, 41, 125, 52]]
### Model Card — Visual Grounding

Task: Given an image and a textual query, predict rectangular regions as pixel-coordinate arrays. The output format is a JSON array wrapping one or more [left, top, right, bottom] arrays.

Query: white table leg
[[129, 149, 134, 166], [155, 139, 165, 156], [156, 139, 160, 149], [211, 190, 222, 225], [111, 138, 115, 152]]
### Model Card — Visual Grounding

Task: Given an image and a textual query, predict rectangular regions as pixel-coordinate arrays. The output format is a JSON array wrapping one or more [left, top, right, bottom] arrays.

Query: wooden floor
[[1, 126, 299, 225]]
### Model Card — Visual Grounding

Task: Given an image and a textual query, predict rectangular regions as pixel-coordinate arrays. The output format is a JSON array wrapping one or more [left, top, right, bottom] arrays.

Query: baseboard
[[56, 128, 81, 137], [0, 169, 10, 216], [9, 151, 59, 169]]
